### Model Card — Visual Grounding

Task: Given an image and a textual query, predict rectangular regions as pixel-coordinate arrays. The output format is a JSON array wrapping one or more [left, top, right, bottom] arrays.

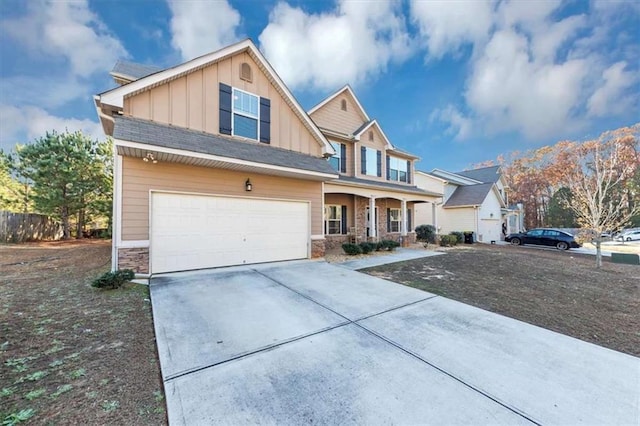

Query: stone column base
[[117, 247, 149, 274], [311, 239, 326, 258]]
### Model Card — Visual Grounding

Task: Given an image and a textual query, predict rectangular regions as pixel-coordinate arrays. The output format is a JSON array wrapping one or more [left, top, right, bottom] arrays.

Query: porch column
[[432, 202, 438, 230], [369, 196, 376, 239], [401, 199, 408, 236]]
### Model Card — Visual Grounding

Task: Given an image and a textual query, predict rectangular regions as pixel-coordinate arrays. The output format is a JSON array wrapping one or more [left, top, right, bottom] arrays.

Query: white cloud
[[1, 0, 127, 77], [410, 0, 495, 58], [0, 76, 90, 110], [414, 0, 637, 141], [430, 105, 473, 140], [167, 0, 241, 61], [0, 105, 104, 152], [587, 61, 637, 117], [259, 0, 413, 91]]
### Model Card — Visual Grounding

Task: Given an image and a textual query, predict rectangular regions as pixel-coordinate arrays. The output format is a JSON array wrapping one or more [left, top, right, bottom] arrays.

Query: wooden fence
[[0, 211, 63, 243]]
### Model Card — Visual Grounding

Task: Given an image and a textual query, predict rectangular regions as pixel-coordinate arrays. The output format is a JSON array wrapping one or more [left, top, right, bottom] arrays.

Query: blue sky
[[1, 0, 638, 172]]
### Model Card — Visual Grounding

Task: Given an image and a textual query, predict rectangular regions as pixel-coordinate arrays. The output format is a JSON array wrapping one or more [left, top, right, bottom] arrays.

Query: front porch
[[323, 180, 441, 250]]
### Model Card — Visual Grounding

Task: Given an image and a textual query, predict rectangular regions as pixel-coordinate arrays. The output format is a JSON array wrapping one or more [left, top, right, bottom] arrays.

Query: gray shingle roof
[[444, 183, 494, 207], [335, 175, 441, 197], [113, 116, 336, 175], [455, 165, 501, 183], [111, 60, 162, 81]]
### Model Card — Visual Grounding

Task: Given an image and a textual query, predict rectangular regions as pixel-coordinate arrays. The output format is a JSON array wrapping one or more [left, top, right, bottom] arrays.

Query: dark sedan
[[505, 228, 581, 250]]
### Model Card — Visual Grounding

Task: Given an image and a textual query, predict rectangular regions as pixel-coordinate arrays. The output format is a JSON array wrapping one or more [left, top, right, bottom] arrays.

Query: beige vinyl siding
[[124, 52, 321, 156], [415, 173, 444, 195], [440, 207, 476, 235], [310, 93, 368, 135], [120, 157, 323, 240]]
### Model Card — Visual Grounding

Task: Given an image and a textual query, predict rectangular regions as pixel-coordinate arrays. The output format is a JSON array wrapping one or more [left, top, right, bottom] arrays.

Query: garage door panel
[[151, 193, 309, 273]]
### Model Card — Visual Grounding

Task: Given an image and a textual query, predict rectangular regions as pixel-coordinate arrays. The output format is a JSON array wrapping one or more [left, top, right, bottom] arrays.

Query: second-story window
[[329, 141, 342, 171], [362, 147, 380, 177], [389, 157, 408, 182], [233, 88, 259, 140]]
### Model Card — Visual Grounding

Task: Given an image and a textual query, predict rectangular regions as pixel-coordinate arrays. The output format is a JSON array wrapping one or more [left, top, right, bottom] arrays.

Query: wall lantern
[[142, 152, 158, 164], [245, 178, 252, 192]]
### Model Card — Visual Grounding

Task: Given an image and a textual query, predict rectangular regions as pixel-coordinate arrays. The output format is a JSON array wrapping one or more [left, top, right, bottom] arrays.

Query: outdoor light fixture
[[142, 152, 158, 164], [245, 178, 252, 192]]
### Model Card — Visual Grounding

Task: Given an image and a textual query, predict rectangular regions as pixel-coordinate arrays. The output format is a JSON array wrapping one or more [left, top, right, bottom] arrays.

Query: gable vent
[[369, 131, 374, 141], [341, 99, 347, 111], [240, 62, 253, 82]]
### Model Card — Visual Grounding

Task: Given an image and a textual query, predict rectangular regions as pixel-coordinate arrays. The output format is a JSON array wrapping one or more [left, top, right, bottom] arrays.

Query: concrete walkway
[[336, 247, 443, 270], [151, 260, 639, 425]]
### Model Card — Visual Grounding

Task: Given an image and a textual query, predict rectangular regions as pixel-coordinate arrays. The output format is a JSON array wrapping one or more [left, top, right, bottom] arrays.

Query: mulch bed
[[363, 244, 640, 357], [0, 240, 166, 425]]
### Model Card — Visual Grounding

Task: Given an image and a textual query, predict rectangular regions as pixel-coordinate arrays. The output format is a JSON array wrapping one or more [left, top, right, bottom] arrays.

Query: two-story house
[[95, 39, 440, 276], [414, 166, 524, 243], [309, 86, 441, 250]]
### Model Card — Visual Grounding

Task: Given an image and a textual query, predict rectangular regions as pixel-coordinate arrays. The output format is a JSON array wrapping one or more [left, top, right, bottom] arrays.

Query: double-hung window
[[388, 208, 401, 232], [324, 205, 342, 235], [329, 142, 342, 171], [365, 147, 377, 176], [232, 88, 259, 140], [389, 157, 408, 182]]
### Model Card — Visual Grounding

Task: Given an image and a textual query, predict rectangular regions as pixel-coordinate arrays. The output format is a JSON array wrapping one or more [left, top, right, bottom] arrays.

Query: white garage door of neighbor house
[[151, 192, 309, 273]]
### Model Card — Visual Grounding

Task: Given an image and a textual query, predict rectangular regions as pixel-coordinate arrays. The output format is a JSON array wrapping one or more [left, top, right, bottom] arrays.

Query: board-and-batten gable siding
[[310, 92, 368, 136], [120, 157, 323, 240], [123, 52, 320, 156]]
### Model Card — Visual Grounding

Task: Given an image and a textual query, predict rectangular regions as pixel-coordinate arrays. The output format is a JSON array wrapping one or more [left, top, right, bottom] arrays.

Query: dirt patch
[[363, 244, 640, 357], [0, 240, 166, 425]]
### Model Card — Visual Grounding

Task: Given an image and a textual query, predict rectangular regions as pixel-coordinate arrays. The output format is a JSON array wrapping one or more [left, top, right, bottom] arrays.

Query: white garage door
[[151, 192, 309, 273]]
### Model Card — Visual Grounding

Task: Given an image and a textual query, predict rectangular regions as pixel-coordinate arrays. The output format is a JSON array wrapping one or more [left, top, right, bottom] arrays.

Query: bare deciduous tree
[[555, 125, 639, 268]]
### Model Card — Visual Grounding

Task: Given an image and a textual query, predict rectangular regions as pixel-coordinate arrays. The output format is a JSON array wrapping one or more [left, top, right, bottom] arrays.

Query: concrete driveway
[[150, 260, 639, 425]]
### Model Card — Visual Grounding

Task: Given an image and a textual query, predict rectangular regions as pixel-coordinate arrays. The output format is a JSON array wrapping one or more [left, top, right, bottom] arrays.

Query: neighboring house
[[96, 39, 338, 275], [414, 166, 524, 243], [308, 86, 441, 249], [95, 39, 440, 276]]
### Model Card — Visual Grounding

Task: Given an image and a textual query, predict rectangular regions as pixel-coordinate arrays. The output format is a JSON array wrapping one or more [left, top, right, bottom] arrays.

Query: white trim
[[118, 240, 150, 248], [112, 152, 123, 271], [114, 139, 338, 180], [431, 168, 484, 186], [97, 39, 334, 156], [310, 234, 325, 240], [354, 119, 395, 150], [308, 85, 371, 121]]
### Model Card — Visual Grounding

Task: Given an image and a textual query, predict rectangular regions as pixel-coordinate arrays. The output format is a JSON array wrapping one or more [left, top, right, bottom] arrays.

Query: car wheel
[[627, 237, 632, 242], [510, 238, 521, 246], [556, 241, 569, 250]]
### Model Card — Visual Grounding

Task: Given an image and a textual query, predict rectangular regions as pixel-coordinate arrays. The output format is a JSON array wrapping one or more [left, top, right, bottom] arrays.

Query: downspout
[[474, 205, 479, 242]]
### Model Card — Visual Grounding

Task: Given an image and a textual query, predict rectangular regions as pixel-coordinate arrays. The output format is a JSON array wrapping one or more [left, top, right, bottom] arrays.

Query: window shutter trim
[[219, 83, 232, 135], [376, 150, 382, 177], [259, 97, 271, 144], [407, 160, 411, 184], [386, 155, 390, 180], [340, 144, 347, 173], [341, 205, 347, 235], [408, 208, 412, 232], [361, 146, 366, 174], [387, 208, 391, 232]]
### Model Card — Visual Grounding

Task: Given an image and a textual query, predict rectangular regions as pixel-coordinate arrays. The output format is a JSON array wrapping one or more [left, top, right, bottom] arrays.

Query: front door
[[365, 207, 378, 238]]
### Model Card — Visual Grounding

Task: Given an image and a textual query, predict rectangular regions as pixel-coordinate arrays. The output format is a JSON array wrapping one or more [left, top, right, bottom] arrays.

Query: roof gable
[[96, 39, 333, 156], [308, 85, 370, 121]]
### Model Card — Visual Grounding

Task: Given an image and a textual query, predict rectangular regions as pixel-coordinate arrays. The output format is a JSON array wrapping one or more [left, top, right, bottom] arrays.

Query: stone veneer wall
[[311, 239, 326, 258], [118, 247, 149, 274], [325, 235, 349, 250]]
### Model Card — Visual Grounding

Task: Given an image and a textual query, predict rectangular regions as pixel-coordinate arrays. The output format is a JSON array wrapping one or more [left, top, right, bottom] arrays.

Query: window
[[329, 141, 342, 171], [365, 147, 377, 176], [324, 205, 343, 235], [389, 156, 408, 182], [389, 208, 401, 232], [233, 88, 259, 140]]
